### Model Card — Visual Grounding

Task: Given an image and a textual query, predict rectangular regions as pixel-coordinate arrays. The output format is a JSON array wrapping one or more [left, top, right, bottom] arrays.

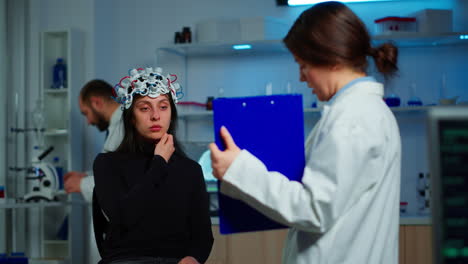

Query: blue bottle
[[407, 97, 423, 106], [7, 252, 28, 264], [53, 157, 64, 190], [52, 58, 67, 89], [384, 94, 401, 107]]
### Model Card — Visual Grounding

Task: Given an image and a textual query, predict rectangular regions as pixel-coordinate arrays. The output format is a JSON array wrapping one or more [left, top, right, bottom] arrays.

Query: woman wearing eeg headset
[[210, 1, 401, 264], [93, 67, 213, 264]]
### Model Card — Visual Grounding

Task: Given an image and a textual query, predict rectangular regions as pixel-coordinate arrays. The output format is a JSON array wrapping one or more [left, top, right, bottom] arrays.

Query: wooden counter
[[207, 217, 433, 264]]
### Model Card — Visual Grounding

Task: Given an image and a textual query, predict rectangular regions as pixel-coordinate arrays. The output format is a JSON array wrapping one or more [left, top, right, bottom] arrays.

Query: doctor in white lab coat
[[64, 79, 124, 264], [210, 2, 401, 264]]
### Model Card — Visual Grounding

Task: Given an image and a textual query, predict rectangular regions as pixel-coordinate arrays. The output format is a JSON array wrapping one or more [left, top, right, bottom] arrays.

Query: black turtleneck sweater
[[92, 144, 213, 264]]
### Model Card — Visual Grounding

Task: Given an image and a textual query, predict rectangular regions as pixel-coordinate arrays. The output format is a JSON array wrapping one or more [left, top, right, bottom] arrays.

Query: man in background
[[64, 79, 124, 263]]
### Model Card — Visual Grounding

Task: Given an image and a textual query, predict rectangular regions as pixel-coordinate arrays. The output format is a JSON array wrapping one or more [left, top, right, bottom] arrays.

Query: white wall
[[454, 0, 468, 32], [92, 0, 459, 85]]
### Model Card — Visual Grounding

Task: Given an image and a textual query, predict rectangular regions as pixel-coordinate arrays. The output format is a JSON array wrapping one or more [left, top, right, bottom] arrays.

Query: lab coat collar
[[327, 76, 378, 105], [322, 76, 383, 114], [109, 107, 123, 131]]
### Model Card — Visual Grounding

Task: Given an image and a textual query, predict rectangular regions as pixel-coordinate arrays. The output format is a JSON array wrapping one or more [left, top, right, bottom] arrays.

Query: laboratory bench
[[206, 216, 433, 264]]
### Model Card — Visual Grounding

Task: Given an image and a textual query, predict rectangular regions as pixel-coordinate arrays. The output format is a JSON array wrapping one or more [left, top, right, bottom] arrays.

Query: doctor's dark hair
[[283, 1, 398, 78], [80, 79, 115, 104], [115, 93, 186, 156]]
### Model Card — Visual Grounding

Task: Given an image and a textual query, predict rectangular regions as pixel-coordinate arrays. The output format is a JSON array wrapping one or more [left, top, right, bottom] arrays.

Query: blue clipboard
[[213, 94, 305, 234]]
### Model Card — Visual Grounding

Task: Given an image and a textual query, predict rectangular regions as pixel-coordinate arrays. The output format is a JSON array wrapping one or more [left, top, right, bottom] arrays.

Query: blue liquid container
[[56, 215, 69, 240], [407, 100, 423, 106], [5, 252, 28, 264], [52, 58, 67, 89], [385, 94, 401, 107], [407, 96, 423, 106], [53, 157, 64, 190]]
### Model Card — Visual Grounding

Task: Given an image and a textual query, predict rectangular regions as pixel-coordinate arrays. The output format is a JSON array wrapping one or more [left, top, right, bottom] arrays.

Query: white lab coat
[[80, 106, 124, 264], [80, 107, 124, 202], [221, 79, 401, 264]]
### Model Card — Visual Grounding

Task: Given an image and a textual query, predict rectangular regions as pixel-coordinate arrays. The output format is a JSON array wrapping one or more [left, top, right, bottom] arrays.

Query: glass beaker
[[407, 82, 422, 106], [32, 99, 46, 148]]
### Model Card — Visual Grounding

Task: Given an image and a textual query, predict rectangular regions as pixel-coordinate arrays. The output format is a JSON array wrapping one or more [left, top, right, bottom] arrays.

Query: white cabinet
[[38, 28, 85, 264], [1, 29, 85, 264], [39, 29, 85, 264], [41, 29, 84, 169]]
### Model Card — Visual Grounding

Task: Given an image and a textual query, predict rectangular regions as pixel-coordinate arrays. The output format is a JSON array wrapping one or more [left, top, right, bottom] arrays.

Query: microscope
[[23, 146, 61, 202]]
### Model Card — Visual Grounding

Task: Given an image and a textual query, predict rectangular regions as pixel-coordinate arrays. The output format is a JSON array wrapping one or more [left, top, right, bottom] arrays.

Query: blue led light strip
[[288, 0, 392, 5], [232, 44, 252, 50]]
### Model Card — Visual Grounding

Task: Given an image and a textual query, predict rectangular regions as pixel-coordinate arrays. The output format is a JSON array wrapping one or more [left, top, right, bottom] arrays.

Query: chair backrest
[[92, 189, 108, 259]]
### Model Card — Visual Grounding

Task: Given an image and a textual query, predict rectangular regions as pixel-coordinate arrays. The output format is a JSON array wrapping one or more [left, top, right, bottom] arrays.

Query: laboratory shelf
[[373, 31, 468, 48], [179, 111, 213, 119], [400, 216, 432, 225], [158, 32, 468, 57], [44, 129, 68, 136], [29, 259, 67, 264], [390, 106, 433, 112], [307, 105, 468, 115], [0, 200, 84, 209], [178, 105, 467, 119], [44, 88, 68, 95], [158, 39, 288, 57], [43, 240, 69, 245]]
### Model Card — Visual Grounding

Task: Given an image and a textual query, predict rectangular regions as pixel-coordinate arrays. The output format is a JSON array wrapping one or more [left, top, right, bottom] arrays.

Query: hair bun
[[371, 43, 398, 77]]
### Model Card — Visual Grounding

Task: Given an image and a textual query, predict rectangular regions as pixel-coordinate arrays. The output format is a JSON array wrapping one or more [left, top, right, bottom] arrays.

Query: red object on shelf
[[177, 101, 207, 107], [374, 16, 417, 34], [400, 201, 408, 214], [374, 16, 416, 23]]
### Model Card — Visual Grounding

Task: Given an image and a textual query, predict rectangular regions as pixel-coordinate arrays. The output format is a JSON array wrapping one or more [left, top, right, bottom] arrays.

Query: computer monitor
[[427, 107, 468, 264]]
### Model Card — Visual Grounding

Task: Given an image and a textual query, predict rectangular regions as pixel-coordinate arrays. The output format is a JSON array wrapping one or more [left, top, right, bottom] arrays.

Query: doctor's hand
[[155, 133, 175, 163], [64, 171, 87, 193], [209, 126, 241, 180]]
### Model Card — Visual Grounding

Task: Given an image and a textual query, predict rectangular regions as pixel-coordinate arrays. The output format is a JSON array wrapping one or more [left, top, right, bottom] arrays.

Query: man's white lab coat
[[221, 79, 401, 264], [80, 107, 124, 202], [80, 106, 124, 264]]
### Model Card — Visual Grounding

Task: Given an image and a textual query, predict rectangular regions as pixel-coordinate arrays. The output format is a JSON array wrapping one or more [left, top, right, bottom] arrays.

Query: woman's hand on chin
[[154, 133, 175, 162]]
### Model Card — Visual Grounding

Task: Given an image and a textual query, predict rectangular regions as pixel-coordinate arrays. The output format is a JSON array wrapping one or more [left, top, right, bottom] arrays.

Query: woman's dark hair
[[115, 93, 186, 156], [283, 1, 398, 78]]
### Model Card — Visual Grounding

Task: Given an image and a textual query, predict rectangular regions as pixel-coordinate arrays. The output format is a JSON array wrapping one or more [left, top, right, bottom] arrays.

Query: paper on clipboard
[[213, 94, 305, 234]]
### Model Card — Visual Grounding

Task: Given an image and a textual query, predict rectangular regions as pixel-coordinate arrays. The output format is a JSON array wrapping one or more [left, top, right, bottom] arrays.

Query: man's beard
[[91, 107, 109, 132]]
